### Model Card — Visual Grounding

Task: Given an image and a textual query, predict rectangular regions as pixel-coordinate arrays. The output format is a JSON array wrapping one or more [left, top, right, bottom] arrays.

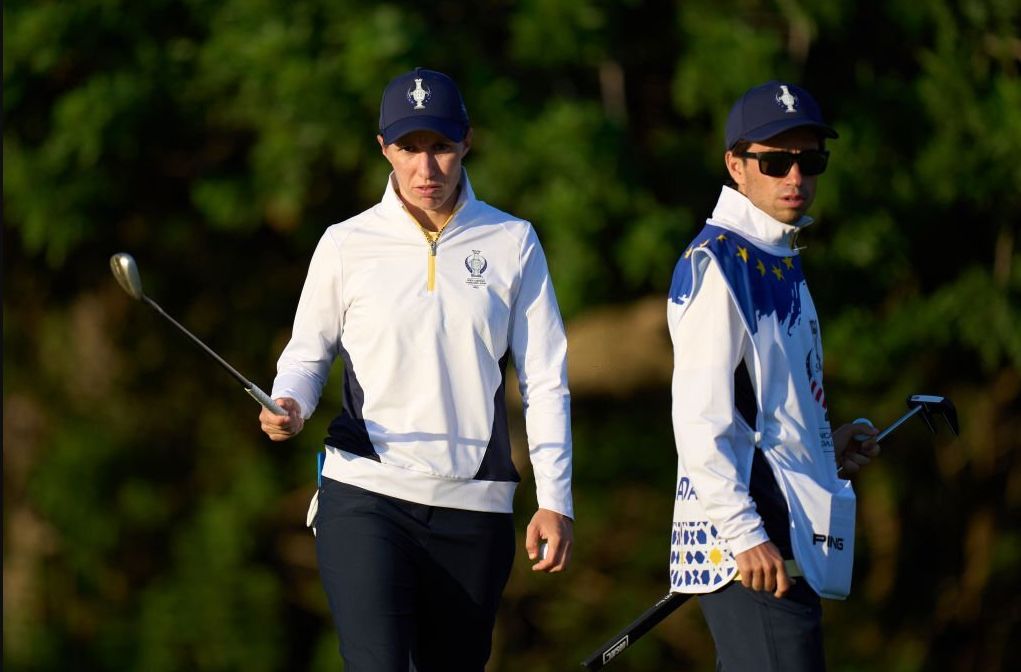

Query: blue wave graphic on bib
[[669, 225, 803, 335]]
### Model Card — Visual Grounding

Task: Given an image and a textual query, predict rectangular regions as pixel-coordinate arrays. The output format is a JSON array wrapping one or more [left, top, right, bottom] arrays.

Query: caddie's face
[[378, 129, 472, 217], [725, 127, 822, 224]]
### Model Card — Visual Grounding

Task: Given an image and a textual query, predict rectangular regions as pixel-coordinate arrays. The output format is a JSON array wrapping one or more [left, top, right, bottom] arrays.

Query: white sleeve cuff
[[728, 526, 771, 556]]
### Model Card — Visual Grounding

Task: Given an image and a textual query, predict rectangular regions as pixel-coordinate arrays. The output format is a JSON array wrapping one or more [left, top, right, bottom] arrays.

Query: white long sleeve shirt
[[272, 172, 573, 517], [667, 186, 855, 599]]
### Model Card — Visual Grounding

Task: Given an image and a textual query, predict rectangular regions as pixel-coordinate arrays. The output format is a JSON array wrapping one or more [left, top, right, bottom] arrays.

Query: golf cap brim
[[380, 116, 468, 145], [737, 119, 838, 146]]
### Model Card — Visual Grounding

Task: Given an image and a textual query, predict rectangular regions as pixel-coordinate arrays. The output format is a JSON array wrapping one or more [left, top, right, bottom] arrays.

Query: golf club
[[581, 393, 959, 670], [845, 394, 959, 475], [874, 394, 959, 442], [581, 559, 801, 670], [110, 252, 286, 416], [582, 592, 688, 670]]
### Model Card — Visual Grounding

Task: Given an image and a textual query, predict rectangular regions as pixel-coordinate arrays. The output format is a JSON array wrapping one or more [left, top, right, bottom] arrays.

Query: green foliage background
[[4, 1, 1019, 670]]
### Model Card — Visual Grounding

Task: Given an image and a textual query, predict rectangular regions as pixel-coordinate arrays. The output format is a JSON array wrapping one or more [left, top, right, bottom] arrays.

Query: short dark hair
[[730, 140, 752, 156], [725, 141, 752, 187]]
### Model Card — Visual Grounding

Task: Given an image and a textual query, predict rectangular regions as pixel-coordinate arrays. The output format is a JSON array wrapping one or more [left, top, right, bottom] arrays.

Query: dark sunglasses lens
[[759, 153, 795, 177], [798, 151, 828, 176], [755, 151, 828, 177]]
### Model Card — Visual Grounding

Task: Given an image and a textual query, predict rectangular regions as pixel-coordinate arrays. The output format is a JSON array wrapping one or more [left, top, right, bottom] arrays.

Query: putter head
[[906, 394, 960, 437], [110, 253, 144, 300]]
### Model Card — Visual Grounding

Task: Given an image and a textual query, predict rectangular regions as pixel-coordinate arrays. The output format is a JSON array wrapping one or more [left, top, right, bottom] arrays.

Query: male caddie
[[666, 81, 880, 670]]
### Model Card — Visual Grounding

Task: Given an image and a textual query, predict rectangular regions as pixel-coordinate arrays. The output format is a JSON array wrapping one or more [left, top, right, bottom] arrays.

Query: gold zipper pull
[[427, 234, 438, 291]]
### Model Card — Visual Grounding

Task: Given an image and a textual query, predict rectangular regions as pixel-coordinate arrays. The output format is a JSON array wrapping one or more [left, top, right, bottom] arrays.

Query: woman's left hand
[[525, 509, 573, 573]]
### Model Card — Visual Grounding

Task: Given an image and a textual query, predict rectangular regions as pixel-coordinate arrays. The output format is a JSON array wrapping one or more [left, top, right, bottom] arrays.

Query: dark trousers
[[697, 449, 826, 671], [315, 479, 515, 672], [698, 579, 825, 672]]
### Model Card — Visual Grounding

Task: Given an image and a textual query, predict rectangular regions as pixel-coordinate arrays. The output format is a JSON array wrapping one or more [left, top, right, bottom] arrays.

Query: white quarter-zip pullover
[[272, 172, 573, 518]]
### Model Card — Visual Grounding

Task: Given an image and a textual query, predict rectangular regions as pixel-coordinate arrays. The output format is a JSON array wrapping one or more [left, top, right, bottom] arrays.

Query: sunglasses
[[736, 149, 830, 177]]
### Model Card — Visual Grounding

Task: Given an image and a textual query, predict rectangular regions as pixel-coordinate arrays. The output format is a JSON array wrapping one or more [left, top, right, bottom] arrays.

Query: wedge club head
[[110, 253, 144, 301]]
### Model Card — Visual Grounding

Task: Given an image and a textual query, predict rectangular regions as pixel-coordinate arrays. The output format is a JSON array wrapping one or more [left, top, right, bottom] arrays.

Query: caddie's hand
[[735, 540, 790, 598], [260, 397, 304, 441], [526, 508, 573, 573], [833, 421, 881, 478]]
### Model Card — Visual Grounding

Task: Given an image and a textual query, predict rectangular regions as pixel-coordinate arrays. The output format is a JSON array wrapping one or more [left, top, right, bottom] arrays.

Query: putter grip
[[582, 592, 689, 670], [247, 385, 287, 416], [852, 417, 875, 442]]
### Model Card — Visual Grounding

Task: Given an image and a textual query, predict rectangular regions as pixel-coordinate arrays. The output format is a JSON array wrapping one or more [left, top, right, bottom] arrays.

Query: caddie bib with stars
[[668, 223, 856, 600]]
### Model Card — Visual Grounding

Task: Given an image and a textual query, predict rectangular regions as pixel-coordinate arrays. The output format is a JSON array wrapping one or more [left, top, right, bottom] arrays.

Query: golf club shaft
[[582, 592, 690, 670], [875, 405, 921, 443], [839, 407, 921, 476], [142, 296, 286, 416], [580, 558, 802, 669]]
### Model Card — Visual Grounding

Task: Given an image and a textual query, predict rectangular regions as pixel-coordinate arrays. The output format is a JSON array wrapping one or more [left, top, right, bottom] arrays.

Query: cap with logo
[[379, 67, 470, 145], [725, 81, 838, 149]]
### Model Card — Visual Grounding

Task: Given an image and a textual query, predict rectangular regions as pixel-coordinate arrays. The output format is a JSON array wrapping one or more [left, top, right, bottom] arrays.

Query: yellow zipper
[[409, 208, 459, 292], [425, 231, 440, 291]]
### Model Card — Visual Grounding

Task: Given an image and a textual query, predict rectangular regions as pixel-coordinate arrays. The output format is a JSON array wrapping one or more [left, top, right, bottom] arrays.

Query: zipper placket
[[424, 230, 441, 292], [410, 206, 460, 293]]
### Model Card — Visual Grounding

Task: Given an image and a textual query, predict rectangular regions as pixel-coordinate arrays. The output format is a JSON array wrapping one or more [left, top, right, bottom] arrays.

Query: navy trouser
[[698, 579, 825, 672], [314, 478, 515, 672], [697, 449, 826, 671]]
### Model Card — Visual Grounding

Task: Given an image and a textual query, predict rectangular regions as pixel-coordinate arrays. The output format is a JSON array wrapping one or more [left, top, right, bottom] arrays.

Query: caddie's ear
[[725, 150, 747, 190], [461, 127, 473, 157], [377, 134, 387, 155]]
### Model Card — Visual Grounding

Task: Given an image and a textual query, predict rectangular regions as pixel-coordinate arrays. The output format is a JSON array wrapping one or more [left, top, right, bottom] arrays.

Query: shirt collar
[[709, 185, 813, 252], [380, 168, 475, 217]]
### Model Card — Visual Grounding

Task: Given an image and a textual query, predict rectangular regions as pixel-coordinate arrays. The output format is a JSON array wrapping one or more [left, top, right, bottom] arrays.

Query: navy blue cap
[[725, 81, 837, 149], [379, 67, 470, 144]]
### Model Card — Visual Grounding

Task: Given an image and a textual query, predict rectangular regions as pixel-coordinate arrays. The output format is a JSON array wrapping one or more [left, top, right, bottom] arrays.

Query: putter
[[110, 252, 286, 416], [581, 393, 959, 670], [845, 393, 959, 474], [873, 394, 959, 442]]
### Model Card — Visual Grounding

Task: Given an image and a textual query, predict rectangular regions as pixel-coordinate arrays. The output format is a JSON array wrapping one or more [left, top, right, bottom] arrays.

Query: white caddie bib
[[668, 223, 855, 599]]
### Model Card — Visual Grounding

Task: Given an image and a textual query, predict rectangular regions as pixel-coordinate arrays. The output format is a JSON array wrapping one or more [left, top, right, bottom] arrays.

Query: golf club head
[[110, 253, 144, 300], [906, 394, 960, 436]]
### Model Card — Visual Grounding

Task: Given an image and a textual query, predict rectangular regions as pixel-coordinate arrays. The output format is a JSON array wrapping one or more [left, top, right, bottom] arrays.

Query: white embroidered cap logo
[[408, 78, 431, 110], [776, 84, 798, 113]]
